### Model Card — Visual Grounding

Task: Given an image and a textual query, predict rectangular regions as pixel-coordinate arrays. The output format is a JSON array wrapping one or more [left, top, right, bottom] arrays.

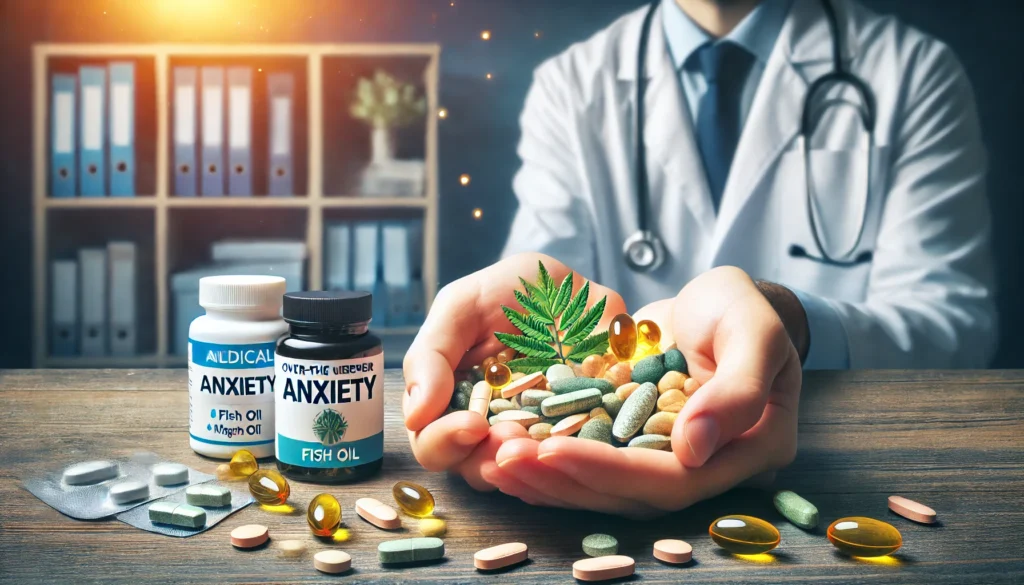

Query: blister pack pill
[[117, 481, 254, 537], [23, 452, 214, 520]]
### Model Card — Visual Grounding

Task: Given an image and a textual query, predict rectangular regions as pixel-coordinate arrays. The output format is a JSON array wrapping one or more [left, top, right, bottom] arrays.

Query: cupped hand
[[488, 266, 802, 517], [402, 253, 626, 495]]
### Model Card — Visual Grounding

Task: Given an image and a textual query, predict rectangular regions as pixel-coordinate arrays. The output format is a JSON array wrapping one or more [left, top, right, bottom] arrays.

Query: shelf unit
[[32, 43, 440, 368]]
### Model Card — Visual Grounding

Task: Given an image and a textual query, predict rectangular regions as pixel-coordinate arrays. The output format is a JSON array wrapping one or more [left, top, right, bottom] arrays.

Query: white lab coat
[[503, 0, 997, 368]]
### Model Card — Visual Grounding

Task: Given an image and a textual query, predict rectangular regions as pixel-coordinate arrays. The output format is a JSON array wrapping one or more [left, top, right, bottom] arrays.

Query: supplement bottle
[[188, 275, 287, 459], [275, 291, 384, 484]]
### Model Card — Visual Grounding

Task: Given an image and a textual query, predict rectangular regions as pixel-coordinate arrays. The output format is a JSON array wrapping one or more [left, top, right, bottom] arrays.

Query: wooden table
[[1, 369, 1022, 584]]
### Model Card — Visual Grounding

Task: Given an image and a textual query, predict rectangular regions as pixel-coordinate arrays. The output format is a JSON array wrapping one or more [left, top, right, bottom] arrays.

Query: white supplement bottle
[[188, 275, 288, 459]]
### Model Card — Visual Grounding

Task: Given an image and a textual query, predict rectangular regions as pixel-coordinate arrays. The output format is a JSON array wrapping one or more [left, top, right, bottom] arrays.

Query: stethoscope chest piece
[[622, 230, 665, 272]]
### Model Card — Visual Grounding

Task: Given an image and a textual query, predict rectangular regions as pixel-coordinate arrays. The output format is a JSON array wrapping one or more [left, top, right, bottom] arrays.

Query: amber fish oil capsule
[[393, 481, 435, 517], [307, 493, 342, 536], [709, 515, 780, 555], [485, 362, 512, 390], [636, 320, 661, 353], [248, 469, 290, 506], [827, 517, 902, 557], [608, 314, 638, 361], [229, 449, 259, 478]]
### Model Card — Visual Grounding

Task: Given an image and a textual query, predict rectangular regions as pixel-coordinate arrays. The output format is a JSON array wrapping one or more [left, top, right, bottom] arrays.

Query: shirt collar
[[661, 0, 793, 70]]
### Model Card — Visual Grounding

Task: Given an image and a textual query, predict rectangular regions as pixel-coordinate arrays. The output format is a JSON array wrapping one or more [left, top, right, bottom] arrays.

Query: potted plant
[[350, 70, 427, 164]]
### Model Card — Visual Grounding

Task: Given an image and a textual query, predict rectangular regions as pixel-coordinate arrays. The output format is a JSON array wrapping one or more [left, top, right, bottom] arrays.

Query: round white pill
[[109, 480, 150, 504], [63, 460, 119, 485], [152, 463, 190, 486]]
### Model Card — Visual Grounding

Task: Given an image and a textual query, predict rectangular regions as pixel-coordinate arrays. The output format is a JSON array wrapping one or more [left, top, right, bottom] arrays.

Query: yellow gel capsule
[[229, 449, 259, 477], [608, 314, 637, 361], [485, 363, 512, 390], [392, 481, 435, 517], [709, 515, 781, 555], [248, 469, 290, 506], [307, 493, 342, 536], [827, 517, 902, 557], [636, 320, 661, 352]]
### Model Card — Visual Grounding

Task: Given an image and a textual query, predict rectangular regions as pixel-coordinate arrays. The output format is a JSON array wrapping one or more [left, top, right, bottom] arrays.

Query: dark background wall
[[1, 0, 1021, 367]]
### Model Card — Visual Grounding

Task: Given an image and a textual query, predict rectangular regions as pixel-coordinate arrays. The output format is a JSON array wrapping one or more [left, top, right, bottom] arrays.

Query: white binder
[[325, 223, 351, 291], [50, 260, 78, 356], [382, 223, 411, 326], [352, 222, 385, 324], [107, 241, 137, 356], [78, 248, 108, 356]]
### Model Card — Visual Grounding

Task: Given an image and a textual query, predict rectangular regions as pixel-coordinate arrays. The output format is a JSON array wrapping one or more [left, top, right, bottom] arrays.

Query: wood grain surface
[[1, 369, 1022, 584]]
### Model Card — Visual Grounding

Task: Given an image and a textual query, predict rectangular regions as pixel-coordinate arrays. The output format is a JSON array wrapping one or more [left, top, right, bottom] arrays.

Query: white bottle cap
[[199, 275, 286, 310]]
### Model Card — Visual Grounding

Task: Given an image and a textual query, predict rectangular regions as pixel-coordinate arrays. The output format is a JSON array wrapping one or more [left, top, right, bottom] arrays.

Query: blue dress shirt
[[661, 0, 850, 369]]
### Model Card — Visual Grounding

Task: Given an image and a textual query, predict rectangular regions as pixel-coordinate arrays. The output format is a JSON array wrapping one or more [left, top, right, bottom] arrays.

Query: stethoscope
[[624, 0, 877, 272]]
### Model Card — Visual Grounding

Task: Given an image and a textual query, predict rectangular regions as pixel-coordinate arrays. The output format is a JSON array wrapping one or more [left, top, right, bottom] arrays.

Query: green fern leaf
[[560, 281, 590, 332], [551, 273, 573, 318], [566, 331, 609, 361], [507, 357, 562, 375], [514, 289, 554, 324], [537, 261, 557, 301], [501, 306, 554, 342], [495, 333, 559, 358], [563, 297, 606, 346]]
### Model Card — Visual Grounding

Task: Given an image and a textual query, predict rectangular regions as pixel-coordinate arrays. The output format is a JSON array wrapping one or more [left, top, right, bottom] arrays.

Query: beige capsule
[[355, 497, 401, 530], [657, 371, 687, 394], [469, 381, 493, 416], [474, 542, 529, 570], [573, 555, 635, 582], [501, 371, 545, 399], [529, 422, 553, 440], [615, 382, 640, 401], [656, 389, 686, 413], [491, 410, 541, 428], [644, 411, 677, 436]]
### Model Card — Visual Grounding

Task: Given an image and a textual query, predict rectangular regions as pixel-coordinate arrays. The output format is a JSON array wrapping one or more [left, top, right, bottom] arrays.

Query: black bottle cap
[[282, 291, 373, 326]]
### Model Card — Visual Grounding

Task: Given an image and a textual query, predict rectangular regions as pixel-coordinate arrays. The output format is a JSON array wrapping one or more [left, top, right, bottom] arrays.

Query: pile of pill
[[451, 313, 695, 449]]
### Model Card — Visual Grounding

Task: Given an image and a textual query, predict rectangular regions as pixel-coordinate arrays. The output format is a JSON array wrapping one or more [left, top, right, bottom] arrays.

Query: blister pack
[[117, 481, 254, 537], [23, 452, 214, 520]]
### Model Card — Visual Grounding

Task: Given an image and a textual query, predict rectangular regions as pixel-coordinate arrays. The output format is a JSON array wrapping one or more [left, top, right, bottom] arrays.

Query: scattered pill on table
[[827, 517, 902, 557], [152, 463, 189, 486], [393, 481, 435, 517], [653, 539, 692, 564], [572, 555, 635, 581], [109, 480, 150, 504], [230, 524, 269, 549], [709, 515, 780, 555], [378, 537, 445, 564], [474, 542, 528, 570], [582, 533, 618, 557], [228, 449, 259, 477], [356, 497, 401, 530], [278, 539, 307, 558], [248, 469, 290, 506], [307, 493, 342, 536], [63, 460, 119, 485], [186, 484, 232, 507], [313, 550, 352, 574], [418, 517, 447, 537], [773, 490, 819, 529], [888, 495, 937, 524]]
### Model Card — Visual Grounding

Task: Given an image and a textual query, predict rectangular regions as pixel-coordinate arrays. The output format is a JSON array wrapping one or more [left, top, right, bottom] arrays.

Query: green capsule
[[774, 490, 819, 530]]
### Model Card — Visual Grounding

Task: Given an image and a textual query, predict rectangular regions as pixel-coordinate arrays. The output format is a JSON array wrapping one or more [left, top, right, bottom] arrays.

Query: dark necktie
[[694, 42, 754, 212]]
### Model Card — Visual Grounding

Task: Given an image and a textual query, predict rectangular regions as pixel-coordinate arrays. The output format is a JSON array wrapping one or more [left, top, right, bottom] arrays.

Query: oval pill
[[827, 516, 902, 557], [609, 314, 638, 360], [392, 481, 435, 517], [709, 515, 780, 555], [551, 413, 590, 437], [307, 493, 342, 536], [186, 484, 232, 507], [357, 497, 402, 530], [474, 542, 528, 570], [231, 524, 269, 549], [63, 460, 119, 485], [572, 555, 635, 582], [541, 388, 603, 417], [501, 371, 545, 398], [653, 539, 692, 564], [582, 533, 618, 557], [248, 469, 290, 506], [228, 449, 259, 477], [773, 490, 819, 529], [109, 480, 150, 504], [378, 537, 445, 564], [888, 495, 937, 524], [313, 550, 352, 574], [152, 463, 190, 486]]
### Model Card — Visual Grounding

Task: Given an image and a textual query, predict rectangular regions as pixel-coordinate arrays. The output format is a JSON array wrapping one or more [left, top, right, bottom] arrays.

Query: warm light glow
[[449, 1, 455, 6], [459, 174, 471, 186], [472, 208, 483, 220], [257, 68, 262, 72], [534, 30, 542, 38], [331, 528, 352, 542], [481, 30, 492, 40], [438, 108, 448, 119], [486, 73, 493, 80], [853, 555, 901, 566], [260, 504, 295, 514], [733, 553, 777, 564]]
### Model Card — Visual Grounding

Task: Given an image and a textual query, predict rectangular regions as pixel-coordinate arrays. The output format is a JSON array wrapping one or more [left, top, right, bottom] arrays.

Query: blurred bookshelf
[[32, 43, 440, 368]]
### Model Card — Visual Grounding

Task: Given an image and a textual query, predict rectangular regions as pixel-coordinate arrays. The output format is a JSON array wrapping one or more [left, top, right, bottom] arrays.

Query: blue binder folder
[[78, 66, 106, 196], [108, 62, 135, 196], [50, 74, 76, 198], [173, 66, 197, 196], [268, 73, 294, 196], [227, 67, 252, 196], [200, 66, 225, 196]]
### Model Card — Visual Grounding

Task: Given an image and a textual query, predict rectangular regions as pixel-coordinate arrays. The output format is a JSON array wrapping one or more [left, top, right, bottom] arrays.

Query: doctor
[[402, 0, 997, 516]]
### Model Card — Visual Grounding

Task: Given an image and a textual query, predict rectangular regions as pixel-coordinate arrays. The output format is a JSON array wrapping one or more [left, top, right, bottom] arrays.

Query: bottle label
[[188, 339, 277, 448], [274, 353, 384, 468]]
